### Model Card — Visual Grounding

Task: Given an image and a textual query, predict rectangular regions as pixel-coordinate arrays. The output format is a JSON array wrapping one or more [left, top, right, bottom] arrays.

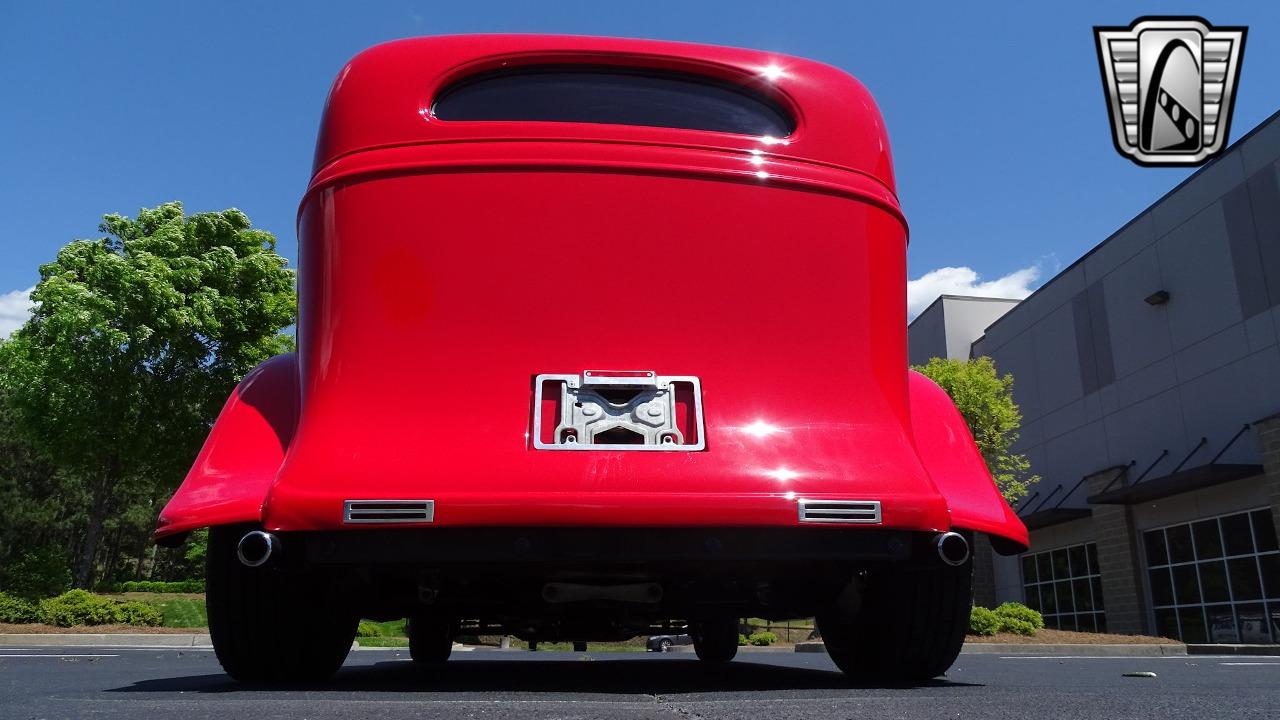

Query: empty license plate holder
[[532, 371, 705, 451]]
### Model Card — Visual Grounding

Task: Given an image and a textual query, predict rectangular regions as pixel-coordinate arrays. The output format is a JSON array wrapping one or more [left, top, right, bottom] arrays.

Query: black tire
[[408, 616, 453, 665], [658, 638, 673, 652], [206, 526, 358, 683], [573, 641, 588, 652], [692, 618, 738, 663], [818, 559, 972, 682]]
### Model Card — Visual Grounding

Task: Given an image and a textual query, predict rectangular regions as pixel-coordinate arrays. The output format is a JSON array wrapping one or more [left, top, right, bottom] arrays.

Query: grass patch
[[355, 636, 410, 647], [152, 598, 207, 628], [102, 593, 207, 629], [356, 618, 407, 637], [367, 619, 407, 637], [142, 597, 207, 625]]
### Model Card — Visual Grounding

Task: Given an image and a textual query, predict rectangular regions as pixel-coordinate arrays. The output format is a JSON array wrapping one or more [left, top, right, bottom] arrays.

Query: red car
[[155, 34, 1027, 683]]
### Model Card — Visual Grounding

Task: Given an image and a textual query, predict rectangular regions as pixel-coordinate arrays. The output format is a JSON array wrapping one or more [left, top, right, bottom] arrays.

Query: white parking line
[[0, 654, 119, 658], [1220, 662, 1280, 666]]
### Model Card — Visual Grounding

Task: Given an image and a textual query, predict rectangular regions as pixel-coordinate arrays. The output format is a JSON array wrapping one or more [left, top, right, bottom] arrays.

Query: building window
[[1021, 542, 1106, 632], [1143, 509, 1280, 643]]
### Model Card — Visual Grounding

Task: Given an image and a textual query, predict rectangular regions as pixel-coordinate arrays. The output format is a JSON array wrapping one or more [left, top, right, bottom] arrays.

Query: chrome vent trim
[[343, 500, 435, 524], [797, 499, 881, 524]]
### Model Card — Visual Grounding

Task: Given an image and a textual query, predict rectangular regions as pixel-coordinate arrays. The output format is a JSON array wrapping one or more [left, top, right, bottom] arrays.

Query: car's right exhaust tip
[[935, 531, 970, 566], [236, 530, 278, 568]]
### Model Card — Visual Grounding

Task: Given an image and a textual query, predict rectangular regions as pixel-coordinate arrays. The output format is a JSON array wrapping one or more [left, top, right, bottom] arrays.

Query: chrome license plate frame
[[532, 370, 705, 451]]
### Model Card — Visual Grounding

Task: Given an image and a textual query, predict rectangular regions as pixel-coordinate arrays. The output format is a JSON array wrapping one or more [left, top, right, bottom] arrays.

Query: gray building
[[908, 296, 1020, 367], [909, 109, 1280, 643]]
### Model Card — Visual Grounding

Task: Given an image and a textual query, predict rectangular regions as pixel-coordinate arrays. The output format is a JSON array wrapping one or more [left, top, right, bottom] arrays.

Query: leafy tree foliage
[[0, 387, 82, 592], [0, 546, 72, 601], [0, 203, 294, 588], [914, 357, 1036, 504]]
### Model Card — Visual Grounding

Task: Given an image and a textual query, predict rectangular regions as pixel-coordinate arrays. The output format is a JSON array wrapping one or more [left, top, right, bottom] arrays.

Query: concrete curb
[[797, 641, 1189, 656], [961, 643, 1187, 656], [0, 633, 211, 647], [1187, 644, 1280, 656]]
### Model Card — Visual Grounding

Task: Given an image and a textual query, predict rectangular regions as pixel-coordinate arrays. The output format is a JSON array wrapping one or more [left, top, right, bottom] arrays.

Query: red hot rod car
[[156, 34, 1028, 683]]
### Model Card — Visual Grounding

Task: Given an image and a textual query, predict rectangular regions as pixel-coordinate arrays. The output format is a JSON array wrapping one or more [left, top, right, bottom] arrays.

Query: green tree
[[0, 545, 72, 600], [914, 357, 1036, 504], [0, 203, 295, 587], [0, 385, 83, 588]]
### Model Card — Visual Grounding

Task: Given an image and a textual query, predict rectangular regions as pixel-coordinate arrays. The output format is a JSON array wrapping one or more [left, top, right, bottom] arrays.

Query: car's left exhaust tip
[[935, 531, 970, 566], [236, 530, 278, 567]]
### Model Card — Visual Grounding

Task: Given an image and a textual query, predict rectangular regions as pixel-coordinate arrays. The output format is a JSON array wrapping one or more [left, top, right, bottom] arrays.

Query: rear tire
[[408, 616, 453, 665], [692, 617, 738, 663], [818, 559, 972, 682], [206, 526, 358, 683]]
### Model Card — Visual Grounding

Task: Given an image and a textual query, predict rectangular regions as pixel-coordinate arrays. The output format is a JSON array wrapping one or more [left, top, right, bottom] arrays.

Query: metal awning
[[1085, 463, 1263, 505], [1020, 507, 1092, 530]]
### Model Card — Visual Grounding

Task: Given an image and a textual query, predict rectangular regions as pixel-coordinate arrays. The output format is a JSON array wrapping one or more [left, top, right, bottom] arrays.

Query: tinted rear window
[[432, 67, 794, 137]]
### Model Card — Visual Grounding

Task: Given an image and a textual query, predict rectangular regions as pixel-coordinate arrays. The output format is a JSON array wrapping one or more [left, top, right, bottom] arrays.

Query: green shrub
[[747, 631, 778, 646], [969, 606, 1000, 636], [118, 580, 205, 593], [0, 591, 40, 623], [994, 602, 1044, 630], [968, 603, 1044, 636], [0, 546, 72, 601], [737, 633, 748, 646], [38, 590, 121, 627], [116, 601, 163, 627], [999, 617, 1038, 636], [356, 620, 384, 638]]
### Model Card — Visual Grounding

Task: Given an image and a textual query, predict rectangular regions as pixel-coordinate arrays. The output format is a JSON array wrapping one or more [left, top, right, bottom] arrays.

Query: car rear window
[[432, 66, 794, 137]]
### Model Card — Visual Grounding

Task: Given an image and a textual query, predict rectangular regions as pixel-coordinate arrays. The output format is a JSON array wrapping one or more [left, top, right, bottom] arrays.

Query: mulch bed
[[966, 628, 1179, 644], [0, 623, 202, 634]]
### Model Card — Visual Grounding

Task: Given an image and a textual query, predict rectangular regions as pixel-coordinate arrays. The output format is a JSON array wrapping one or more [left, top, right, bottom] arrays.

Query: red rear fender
[[908, 371, 1029, 554], [154, 353, 299, 541]]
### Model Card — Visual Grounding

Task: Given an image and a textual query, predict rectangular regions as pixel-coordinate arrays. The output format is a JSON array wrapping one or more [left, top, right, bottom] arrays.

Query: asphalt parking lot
[[1, 647, 1278, 719]]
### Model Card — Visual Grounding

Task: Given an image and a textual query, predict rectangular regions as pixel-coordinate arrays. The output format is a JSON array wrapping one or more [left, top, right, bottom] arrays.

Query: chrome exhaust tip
[[236, 530, 278, 568], [935, 531, 970, 567]]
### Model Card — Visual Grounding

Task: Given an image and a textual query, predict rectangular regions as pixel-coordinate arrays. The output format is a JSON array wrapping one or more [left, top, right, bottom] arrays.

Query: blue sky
[[2, 1, 1277, 333]]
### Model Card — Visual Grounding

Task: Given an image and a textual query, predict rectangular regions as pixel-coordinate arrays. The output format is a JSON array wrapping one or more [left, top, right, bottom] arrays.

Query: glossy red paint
[[156, 34, 1027, 553], [907, 371, 1030, 551], [310, 35, 898, 193], [156, 353, 298, 538]]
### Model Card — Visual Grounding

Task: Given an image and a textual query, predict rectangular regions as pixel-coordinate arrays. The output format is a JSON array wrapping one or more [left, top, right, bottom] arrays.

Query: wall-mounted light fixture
[[1144, 290, 1170, 306]]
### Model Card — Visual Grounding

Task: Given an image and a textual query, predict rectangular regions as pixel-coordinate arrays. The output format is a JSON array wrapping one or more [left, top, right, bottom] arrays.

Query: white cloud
[[907, 265, 1041, 320], [0, 287, 35, 338]]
